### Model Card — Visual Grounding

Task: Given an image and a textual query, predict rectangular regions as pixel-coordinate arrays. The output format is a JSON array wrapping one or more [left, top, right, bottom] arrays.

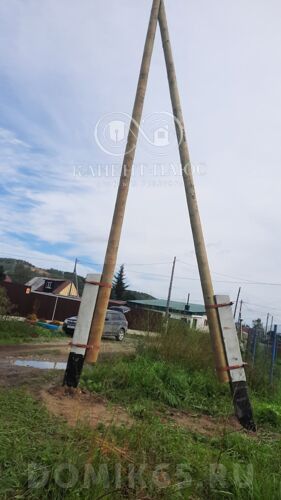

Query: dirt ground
[[0, 337, 244, 437], [41, 385, 133, 428], [0, 337, 137, 389]]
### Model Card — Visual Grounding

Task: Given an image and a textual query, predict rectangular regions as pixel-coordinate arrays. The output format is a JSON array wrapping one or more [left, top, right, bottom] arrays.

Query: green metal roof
[[127, 299, 205, 315]]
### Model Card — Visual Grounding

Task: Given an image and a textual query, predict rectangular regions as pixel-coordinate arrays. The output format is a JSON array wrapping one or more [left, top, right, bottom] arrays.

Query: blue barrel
[[37, 322, 60, 331]]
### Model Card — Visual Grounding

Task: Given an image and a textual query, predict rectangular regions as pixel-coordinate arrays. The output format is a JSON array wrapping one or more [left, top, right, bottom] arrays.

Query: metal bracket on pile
[[214, 294, 256, 431], [206, 302, 233, 310], [214, 295, 246, 383], [86, 280, 112, 289]]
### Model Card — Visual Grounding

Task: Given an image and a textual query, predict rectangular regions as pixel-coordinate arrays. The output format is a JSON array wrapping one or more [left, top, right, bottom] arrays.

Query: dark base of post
[[231, 381, 256, 431], [63, 352, 85, 388]]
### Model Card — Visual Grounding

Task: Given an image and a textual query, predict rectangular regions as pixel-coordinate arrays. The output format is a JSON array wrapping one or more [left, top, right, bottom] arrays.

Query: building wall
[[169, 312, 208, 331], [126, 308, 163, 333], [127, 304, 208, 332], [1, 282, 80, 320], [58, 283, 78, 297], [2, 282, 121, 322]]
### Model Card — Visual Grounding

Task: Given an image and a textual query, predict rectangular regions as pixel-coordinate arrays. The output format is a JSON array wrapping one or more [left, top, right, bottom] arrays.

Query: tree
[[13, 262, 32, 284], [0, 287, 13, 316], [0, 265, 5, 282], [111, 264, 128, 300], [252, 318, 264, 335]]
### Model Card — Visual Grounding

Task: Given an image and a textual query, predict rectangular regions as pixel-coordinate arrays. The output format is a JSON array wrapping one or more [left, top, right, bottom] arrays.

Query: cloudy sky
[[1, 0, 281, 325]]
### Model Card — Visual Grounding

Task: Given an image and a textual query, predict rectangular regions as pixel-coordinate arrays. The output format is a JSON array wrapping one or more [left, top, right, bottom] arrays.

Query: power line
[[127, 268, 281, 287], [3, 250, 281, 289], [178, 259, 281, 286], [243, 301, 281, 312], [0, 251, 76, 265]]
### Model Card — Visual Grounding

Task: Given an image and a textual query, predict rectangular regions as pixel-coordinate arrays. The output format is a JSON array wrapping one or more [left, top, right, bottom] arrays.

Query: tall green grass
[[82, 323, 281, 429], [139, 320, 214, 370], [82, 324, 230, 416], [82, 354, 231, 416], [0, 319, 65, 344]]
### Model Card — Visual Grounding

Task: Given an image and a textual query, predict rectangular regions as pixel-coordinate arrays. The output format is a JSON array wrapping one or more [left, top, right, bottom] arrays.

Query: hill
[[0, 258, 155, 300]]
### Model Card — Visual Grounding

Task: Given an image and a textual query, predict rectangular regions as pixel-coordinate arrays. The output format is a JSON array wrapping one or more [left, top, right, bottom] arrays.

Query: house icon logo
[[108, 120, 126, 143], [153, 125, 169, 147]]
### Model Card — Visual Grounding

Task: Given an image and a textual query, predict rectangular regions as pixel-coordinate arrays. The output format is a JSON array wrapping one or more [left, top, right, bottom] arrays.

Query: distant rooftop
[[127, 298, 205, 315], [25, 276, 78, 296]]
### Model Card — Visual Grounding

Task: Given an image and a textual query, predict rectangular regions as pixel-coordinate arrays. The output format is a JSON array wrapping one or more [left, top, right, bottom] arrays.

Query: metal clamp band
[[218, 363, 247, 372], [69, 342, 100, 351], [206, 301, 233, 309], [86, 280, 112, 289]]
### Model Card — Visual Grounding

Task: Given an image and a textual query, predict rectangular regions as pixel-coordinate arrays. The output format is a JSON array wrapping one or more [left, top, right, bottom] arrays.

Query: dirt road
[[0, 337, 137, 389]]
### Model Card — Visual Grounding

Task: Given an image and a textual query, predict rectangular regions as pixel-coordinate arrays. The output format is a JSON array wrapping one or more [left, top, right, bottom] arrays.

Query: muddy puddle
[[14, 360, 67, 370]]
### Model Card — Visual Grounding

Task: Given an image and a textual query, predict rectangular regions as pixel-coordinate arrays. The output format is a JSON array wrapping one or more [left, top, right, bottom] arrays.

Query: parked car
[[63, 309, 128, 341]]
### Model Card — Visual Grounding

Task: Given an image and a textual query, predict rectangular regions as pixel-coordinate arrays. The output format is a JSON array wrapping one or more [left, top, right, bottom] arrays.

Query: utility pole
[[264, 312, 269, 338], [51, 295, 59, 321], [270, 315, 274, 332], [158, 1, 228, 384], [238, 299, 243, 324], [81, 0, 255, 430], [85, 0, 161, 363], [164, 256, 176, 330], [69, 258, 78, 297], [158, 0, 254, 430], [238, 299, 243, 340], [74, 258, 79, 297], [233, 287, 241, 320], [270, 325, 278, 385]]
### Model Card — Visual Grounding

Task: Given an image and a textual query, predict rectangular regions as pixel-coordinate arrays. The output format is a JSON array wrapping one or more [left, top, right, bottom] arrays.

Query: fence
[[246, 325, 280, 385], [2, 282, 81, 321]]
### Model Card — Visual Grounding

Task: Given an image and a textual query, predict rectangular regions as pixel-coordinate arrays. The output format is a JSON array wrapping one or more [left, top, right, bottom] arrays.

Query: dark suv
[[63, 309, 128, 341]]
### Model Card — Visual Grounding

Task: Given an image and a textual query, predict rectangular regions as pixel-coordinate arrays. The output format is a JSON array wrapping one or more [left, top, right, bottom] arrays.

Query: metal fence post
[[270, 324, 278, 385]]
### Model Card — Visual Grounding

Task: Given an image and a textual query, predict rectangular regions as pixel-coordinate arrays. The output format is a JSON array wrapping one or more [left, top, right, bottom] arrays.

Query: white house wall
[[169, 312, 208, 331]]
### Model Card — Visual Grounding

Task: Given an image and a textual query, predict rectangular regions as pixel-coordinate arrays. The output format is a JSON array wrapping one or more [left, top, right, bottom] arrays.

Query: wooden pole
[[158, 0, 228, 383], [51, 295, 59, 321], [233, 286, 241, 320], [85, 0, 162, 363], [264, 312, 269, 339], [165, 256, 176, 319], [164, 256, 176, 332], [238, 299, 243, 341]]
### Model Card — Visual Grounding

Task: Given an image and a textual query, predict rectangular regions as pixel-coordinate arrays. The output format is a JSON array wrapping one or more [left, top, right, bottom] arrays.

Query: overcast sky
[[1, 0, 281, 325]]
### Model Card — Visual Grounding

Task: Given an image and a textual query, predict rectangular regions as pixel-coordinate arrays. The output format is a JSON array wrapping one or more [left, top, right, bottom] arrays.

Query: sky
[[1, 0, 281, 325]]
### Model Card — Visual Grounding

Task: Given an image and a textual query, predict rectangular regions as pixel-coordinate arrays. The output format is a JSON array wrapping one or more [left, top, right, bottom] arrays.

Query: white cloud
[[1, 1, 281, 324]]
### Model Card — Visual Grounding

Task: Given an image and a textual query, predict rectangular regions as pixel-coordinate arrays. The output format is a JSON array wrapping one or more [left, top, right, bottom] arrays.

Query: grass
[[2, 322, 281, 498], [82, 324, 281, 429], [1, 388, 281, 499], [81, 355, 231, 417], [0, 319, 66, 344]]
